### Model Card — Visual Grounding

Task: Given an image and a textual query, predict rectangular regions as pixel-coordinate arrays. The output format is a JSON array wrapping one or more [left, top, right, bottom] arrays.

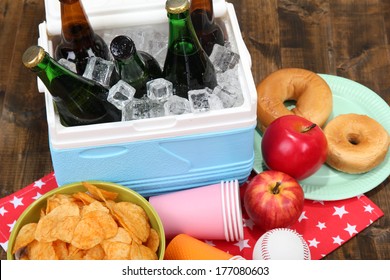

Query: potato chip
[[34, 215, 58, 242], [67, 244, 85, 260], [105, 227, 132, 244], [27, 240, 58, 260], [138, 244, 158, 260], [53, 216, 81, 243], [129, 243, 157, 260], [12, 223, 37, 254], [145, 228, 160, 253], [35, 203, 80, 242], [53, 240, 69, 260], [72, 191, 97, 205], [102, 242, 131, 260], [81, 200, 109, 216], [112, 202, 150, 243], [82, 182, 118, 201], [84, 244, 105, 260], [83, 210, 118, 239], [71, 216, 105, 250], [46, 194, 75, 214]]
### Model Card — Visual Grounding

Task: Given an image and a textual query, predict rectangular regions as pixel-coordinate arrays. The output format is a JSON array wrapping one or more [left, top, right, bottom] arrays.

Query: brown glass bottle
[[163, 0, 218, 99], [54, 0, 110, 75], [23, 46, 121, 127], [190, 0, 225, 56]]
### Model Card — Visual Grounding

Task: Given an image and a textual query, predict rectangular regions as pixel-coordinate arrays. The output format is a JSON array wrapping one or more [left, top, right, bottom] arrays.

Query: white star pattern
[[344, 223, 358, 237], [364, 204, 375, 214], [33, 179, 45, 189], [0, 241, 8, 252], [9, 196, 24, 209], [243, 218, 255, 230], [0, 206, 8, 216], [204, 240, 215, 246], [7, 220, 16, 233], [234, 239, 250, 251], [332, 235, 344, 245], [332, 205, 349, 219], [32, 192, 42, 200], [298, 211, 308, 222], [316, 221, 326, 230], [308, 238, 320, 248]]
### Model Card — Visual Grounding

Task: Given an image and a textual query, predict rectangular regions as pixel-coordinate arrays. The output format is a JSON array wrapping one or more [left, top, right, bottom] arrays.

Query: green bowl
[[7, 181, 165, 260]]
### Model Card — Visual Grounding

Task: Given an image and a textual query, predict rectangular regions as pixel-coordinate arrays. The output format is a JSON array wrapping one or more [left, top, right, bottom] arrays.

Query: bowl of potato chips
[[7, 181, 165, 260]]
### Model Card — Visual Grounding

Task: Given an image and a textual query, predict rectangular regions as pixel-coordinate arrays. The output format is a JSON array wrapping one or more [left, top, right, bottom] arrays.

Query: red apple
[[261, 115, 328, 180], [244, 170, 304, 231]]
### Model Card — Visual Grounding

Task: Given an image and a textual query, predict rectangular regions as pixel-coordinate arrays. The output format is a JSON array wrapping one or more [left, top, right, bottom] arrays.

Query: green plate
[[253, 74, 390, 201]]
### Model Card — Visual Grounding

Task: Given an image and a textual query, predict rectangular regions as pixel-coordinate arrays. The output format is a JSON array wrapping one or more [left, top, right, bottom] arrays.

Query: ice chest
[[37, 0, 258, 197]]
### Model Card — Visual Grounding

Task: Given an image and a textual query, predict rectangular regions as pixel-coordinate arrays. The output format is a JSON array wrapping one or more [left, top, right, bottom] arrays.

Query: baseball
[[252, 228, 311, 260]]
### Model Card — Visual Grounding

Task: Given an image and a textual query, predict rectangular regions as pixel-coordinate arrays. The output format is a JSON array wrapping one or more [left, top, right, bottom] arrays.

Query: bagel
[[324, 113, 389, 174], [256, 68, 333, 132]]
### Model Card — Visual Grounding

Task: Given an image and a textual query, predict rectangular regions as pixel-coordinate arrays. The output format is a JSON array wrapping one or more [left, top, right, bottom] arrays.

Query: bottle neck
[[29, 50, 96, 96], [115, 51, 146, 80], [190, 0, 214, 22], [59, 0, 95, 44], [167, 10, 202, 55]]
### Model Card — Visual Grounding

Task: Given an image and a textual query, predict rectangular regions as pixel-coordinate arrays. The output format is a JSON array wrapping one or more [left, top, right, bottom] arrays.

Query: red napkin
[[210, 177, 384, 260], [0, 172, 384, 260]]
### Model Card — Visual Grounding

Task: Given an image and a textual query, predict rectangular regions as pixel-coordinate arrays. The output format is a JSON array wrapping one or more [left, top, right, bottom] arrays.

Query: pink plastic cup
[[149, 180, 244, 241]]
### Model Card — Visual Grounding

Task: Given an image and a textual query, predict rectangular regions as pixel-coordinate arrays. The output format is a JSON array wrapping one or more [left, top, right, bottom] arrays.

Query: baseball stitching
[[260, 228, 310, 260]]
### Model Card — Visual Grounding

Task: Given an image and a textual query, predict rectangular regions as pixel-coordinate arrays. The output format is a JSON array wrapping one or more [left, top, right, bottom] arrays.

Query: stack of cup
[[149, 180, 244, 241], [164, 234, 245, 260]]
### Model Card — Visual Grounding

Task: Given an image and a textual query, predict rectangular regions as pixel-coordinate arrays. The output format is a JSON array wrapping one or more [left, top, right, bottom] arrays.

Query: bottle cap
[[22, 46, 46, 68], [110, 35, 136, 60], [165, 0, 190, 14]]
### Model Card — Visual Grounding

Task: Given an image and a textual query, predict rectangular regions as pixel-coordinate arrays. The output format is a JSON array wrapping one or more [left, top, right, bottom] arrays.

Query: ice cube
[[82, 57, 115, 88], [208, 93, 224, 110], [213, 84, 243, 108], [122, 98, 150, 121], [107, 80, 136, 110], [188, 88, 213, 112], [164, 95, 192, 115], [58, 58, 77, 73], [209, 44, 240, 73], [147, 78, 173, 102], [217, 66, 240, 88], [148, 103, 166, 118]]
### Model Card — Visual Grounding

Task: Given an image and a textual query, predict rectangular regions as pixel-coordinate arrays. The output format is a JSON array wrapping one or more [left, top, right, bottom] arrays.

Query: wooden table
[[0, 0, 389, 260]]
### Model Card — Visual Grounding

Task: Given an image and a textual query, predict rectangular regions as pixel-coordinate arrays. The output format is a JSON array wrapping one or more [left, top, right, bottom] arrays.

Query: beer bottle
[[54, 0, 110, 75], [110, 35, 163, 99], [23, 46, 121, 127], [190, 0, 225, 56], [163, 0, 218, 99]]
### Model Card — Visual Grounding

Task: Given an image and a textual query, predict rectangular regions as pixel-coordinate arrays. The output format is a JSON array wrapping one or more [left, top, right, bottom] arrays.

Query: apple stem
[[272, 181, 282, 194], [302, 123, 317, 133]]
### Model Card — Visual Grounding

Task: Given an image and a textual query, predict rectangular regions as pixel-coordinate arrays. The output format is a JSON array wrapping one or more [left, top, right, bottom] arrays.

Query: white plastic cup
[[149, 180, 244, 241]]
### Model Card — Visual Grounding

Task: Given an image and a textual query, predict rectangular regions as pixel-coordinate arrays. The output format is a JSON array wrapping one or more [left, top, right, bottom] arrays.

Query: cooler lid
[[44, 0, 228, 36]]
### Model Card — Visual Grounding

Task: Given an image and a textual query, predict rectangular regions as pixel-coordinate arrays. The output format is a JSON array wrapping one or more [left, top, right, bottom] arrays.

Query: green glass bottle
[[110, 35, 163, 98], [162, 0, 218, 99], [23, 46, 121, 127], [54, 0, 110, 75]]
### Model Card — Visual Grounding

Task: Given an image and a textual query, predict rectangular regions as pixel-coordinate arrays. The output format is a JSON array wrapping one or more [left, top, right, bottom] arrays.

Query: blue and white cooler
[[36, 0, 258, 197]]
